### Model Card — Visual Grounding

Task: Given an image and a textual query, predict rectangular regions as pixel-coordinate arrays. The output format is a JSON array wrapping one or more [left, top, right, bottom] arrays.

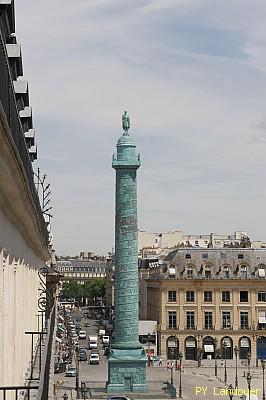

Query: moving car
[[79, 349, 87, 361], [65, 366, 77, 377], [102, 335, 109, 345], [89, 336, 98, 349], [78, 330, 86, 340], [89, 353, 100, 365]]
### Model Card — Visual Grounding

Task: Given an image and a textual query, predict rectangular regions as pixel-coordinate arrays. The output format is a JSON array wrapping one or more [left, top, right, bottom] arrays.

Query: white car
[[89, 353, 100, 365], [102, 335, 109, 345], [78, 330, 86, 340]]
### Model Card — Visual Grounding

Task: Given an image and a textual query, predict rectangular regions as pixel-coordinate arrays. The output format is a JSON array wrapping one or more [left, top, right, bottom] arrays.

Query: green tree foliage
[[61, 278, 106, 302]]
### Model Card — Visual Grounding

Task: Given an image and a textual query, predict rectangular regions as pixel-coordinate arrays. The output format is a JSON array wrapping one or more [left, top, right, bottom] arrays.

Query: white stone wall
[[0, 212, 47, 387]]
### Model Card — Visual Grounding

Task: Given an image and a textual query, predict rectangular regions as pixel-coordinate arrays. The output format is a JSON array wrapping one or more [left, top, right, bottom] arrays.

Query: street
[[54, 310, 265, 400]]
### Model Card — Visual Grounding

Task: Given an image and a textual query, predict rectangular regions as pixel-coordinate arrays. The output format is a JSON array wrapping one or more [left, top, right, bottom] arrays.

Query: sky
[[14, 0, 266, 255]]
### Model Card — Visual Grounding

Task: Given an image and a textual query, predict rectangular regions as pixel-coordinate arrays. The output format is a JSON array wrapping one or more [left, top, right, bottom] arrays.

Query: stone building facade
[[145, 248, 266, 364], [0, 1, 55, 395]]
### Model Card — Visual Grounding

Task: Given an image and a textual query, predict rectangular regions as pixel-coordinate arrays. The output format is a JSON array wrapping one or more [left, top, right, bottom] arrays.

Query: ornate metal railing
[[0, 386, 39, 400], [0, 30, 48, 245]]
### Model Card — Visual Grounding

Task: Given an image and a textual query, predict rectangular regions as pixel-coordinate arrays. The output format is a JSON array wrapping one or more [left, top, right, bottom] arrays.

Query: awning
[[186, 340, 196, 348], [222, 338, 232, 347], [56, 337, 62, 343], [240, 338, 250, 347], [204, 345, 214, 352], [168, 340, 178, 347]]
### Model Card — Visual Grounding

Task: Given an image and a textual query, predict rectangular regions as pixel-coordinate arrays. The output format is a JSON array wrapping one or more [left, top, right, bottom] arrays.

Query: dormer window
[[223, 266, 229, 279], [240, 265, 248, 279], [187, 266, 194, 278], [205, 266, 211, 279]]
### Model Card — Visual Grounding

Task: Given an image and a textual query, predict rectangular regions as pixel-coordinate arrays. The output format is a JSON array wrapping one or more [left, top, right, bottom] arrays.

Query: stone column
[[107, 112, 148, 393]]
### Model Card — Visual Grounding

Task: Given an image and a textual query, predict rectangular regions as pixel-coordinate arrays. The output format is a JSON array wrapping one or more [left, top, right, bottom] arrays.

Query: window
[[186, 311, 195, 329], [168, 290, 176, 302], [204, 291, 212, 302], [222, 291, 230, 302], [187, 266, 193, 278], [258, 292, 266, 302], [205, 267, 211, 279], [185, 254, 191, 259], [258, 311, 266, 329], [240, 291, 248, 302], [240, 311, 249, 329], [222, 311, 231, 329], [238, 254, 244, 259], [202, 253, 208, 259], [195, 240, 199, 244], [240, 265, 248, 279], [186, 291, 195, 302], [223, 266, 229, 279], [204, 312, 213, 329], [168, 311, 177, 329]]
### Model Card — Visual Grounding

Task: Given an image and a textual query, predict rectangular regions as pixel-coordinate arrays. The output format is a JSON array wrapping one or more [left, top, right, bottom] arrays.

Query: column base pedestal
[[106, 347, 148, 393]]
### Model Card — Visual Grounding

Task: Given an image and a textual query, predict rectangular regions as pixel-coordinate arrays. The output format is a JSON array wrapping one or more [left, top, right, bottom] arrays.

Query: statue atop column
[[122, 110, 130, 134]]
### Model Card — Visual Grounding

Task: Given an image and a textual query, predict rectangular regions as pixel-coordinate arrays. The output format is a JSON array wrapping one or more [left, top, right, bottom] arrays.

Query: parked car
[[54, 362, 67, 373], [65, 366, 77, 377], [107, 397, 132, 400], [89, 353, 100, 365], [84, 322, 90, 327], [79, 330, 86, 340]]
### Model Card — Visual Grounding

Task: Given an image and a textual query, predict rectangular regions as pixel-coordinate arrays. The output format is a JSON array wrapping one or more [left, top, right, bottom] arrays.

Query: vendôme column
[[106, 111, 148, 393]]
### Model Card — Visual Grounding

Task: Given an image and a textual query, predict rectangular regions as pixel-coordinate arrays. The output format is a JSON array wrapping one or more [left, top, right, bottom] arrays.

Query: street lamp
[[228, 384, 234, 400], [261, 359, 266, 400], [170, 358, 173, 386], [222, 340, 227, 385], [234, 346, 239, 388], [214, 337, 218, 377], [81, 382, 88, 400], [179, 351, 183, 399], [76, 351, 80, 398], [247, 352, 251, 374], [246, 372, 252, 400], [175, 336, 178, 371]]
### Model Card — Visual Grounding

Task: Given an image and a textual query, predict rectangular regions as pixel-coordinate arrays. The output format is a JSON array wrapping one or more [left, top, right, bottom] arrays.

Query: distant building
[[138, 229, 266, 257], [56, 259, 108, 282], [80, 251, 94, 260], [143, 248, 266, 364]]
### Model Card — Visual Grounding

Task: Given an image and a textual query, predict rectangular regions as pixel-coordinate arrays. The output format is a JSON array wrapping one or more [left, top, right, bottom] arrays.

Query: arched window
[[166, 336, 179, 359], [221, 337, 233, 359], [239, 336, 251, 359], [185, 336, 197, 360], [202, 336, 214, 359]]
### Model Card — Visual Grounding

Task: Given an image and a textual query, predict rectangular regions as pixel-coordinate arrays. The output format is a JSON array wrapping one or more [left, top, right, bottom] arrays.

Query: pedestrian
[[158, 358, 162, 367]]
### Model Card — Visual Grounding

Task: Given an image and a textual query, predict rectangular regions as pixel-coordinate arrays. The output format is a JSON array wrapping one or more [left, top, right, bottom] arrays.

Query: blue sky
[[15, 0, 266, 255]]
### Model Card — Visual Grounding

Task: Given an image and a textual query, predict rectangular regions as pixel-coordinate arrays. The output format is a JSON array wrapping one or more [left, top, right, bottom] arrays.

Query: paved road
[[55, 311, 265, 399]]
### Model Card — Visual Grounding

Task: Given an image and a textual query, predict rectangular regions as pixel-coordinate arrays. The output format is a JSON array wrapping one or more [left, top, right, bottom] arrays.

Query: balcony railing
[[0, 30, 48, 245]]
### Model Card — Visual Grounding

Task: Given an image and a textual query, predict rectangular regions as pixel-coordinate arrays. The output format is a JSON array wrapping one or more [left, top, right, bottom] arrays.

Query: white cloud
[[14, 0, 266, 254]]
